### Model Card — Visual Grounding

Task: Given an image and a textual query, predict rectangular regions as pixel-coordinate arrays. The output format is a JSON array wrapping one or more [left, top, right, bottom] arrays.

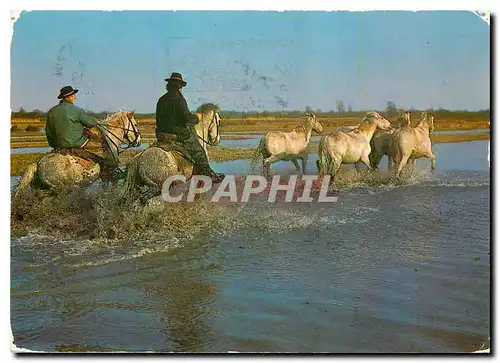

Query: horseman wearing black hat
[[155, 72, 224, 183], [46, 85, 119, 180]]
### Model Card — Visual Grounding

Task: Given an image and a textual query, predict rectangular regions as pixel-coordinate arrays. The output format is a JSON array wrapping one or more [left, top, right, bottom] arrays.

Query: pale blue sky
[[10, 11, 489, 113]]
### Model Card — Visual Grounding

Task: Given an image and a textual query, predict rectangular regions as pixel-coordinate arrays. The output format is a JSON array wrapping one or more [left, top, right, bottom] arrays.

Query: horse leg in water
[[328, 156, 343, 185], [395, 153, 411, 179], [263, 162, 271, 178], [360, 154, 373, 173], [330, 162, 343, 185], [388, 155, 395, 171], [411, 158, 417, 173], [298, 151, 308, 175], [423, 150, 437, 173], [263, 154, 286, 177], [261, 151, 272, 177], [139, 174, 163, 202], [316, 159, 326, 177], [369, 152, 383, 171]]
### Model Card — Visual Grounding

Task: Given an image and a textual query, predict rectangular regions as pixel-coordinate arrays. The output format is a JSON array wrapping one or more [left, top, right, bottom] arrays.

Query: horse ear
[[127, 111, 135, 119]]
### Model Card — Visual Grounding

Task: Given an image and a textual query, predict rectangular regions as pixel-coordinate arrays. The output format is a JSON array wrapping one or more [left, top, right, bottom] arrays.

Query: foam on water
[[70, 238, 184, 268]]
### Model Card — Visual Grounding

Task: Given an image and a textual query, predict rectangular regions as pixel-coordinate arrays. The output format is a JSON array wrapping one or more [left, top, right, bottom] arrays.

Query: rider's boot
[[195, 163, 225, 184]]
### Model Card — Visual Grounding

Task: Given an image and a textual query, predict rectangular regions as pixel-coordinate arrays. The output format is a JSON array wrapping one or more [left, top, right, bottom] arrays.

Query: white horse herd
[[15, 107, 435, 199], [252, 109, 436, 184]]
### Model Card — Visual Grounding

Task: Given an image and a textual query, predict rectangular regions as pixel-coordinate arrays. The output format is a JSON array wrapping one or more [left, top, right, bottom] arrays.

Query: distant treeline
[[11, 108, 491, 122], [218, 109, 491, 121]]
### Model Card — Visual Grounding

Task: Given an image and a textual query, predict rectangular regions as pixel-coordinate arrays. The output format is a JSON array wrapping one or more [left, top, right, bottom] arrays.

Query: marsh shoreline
[[10, 131, 489, 177]]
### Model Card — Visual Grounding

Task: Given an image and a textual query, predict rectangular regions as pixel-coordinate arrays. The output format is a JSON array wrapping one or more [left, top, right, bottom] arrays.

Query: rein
[[193, 110, 219, 146], [97, 114, 140, 164]]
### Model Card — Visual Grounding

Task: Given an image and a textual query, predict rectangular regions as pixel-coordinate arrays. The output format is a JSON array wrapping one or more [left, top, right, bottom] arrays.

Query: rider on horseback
[[155, 72, 225, 183], [45, 85, 120, 181]]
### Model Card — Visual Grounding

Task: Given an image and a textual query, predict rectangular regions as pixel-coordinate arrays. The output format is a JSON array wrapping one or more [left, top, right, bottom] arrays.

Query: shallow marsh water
[[11, 141, 490, 352]]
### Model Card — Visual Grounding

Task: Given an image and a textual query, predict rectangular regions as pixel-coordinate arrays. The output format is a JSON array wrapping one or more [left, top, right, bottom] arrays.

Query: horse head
[[419, 112, 435, 133], [397, 109, 411, 127], [305, 112, 323, 134], [124, 111, 141, 147], [99, 110, 142, 165], [208, 109, 221, 146], [103, 110, 141, 147], [196, 103, 221, 146], [365, 111, 392, 131]]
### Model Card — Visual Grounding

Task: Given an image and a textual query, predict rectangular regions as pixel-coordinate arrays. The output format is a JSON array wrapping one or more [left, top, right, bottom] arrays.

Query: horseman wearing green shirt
[[45, 85, 118, 180]]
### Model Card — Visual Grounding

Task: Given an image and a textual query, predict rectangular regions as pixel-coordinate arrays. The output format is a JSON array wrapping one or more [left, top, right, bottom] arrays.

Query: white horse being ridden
[[122, 103, 221, 198], [14, 111, 141, 198], [251, 113, 323, 176], [389, 111, 436, 178], [316, 111, 392, 184]]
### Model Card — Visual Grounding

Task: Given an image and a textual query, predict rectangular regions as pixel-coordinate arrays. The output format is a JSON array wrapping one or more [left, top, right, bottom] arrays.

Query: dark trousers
[[156, 132, 212, 173]]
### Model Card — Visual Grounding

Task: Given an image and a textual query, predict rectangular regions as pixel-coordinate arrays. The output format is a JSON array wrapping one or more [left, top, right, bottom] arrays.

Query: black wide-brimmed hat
[[57, 85, 79, 99], [164, 72, 187, 86]]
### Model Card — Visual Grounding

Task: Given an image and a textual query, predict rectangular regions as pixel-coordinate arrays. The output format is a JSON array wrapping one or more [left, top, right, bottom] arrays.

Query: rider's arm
[[178, 97, 199, 125], [156, 98, 167, 126], [77, 107, 99, 128]]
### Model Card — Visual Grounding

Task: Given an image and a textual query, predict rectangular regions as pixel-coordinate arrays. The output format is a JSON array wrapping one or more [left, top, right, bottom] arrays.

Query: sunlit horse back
[[121, 103, 221, 199], [316, 111, 392, 184], [369, 109, 412, 170], [251, 113, 323, 176], [389, 111, 436, 178], [14, 110, 141, 198]]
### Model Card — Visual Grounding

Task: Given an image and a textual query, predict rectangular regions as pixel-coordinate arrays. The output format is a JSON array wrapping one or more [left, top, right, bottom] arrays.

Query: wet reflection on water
[[11, 141, 490, 352]]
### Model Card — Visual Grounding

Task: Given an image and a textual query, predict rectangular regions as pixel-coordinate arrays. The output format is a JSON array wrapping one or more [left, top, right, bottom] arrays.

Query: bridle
[[193, 110, 220, 146], [97, 113, 141, 164]]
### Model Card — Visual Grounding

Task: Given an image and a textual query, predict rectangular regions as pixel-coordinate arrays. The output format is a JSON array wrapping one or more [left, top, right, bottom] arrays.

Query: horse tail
[[14, 162, 38, 199], [121, 154, 139, 198], [390, 133, 403, 169], [250, 137, 266, 171], [316, 136, 330, 176]]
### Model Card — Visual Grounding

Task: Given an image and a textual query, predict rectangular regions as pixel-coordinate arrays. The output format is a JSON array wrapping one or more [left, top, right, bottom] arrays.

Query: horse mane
[[396, 109, 411, 127], [196, 103, 220, 114], [294, 115, 314, 134], [360, 111, 379, 124], [356, 111, 384, 133], [100, 110, 134, 163], [416, 112, 433, 127], [104, 110, 132, 123]]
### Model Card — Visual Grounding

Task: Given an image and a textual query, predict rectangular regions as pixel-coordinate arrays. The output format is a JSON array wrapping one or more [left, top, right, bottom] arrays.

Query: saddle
[[52, 148, 99, 169], [152, 134, 195, 164]]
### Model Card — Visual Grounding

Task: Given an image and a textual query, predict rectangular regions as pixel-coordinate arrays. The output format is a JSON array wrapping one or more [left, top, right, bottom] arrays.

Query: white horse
[[316, 111, 392, 183], [369, 109, 412, 170], [389, 111, 436, 178], [14, 111, 141, 198], [251, 113, 323, 176], [192, 105, 220, 161], [122, 103, 221, 198], [335, 125, 359, 133]]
